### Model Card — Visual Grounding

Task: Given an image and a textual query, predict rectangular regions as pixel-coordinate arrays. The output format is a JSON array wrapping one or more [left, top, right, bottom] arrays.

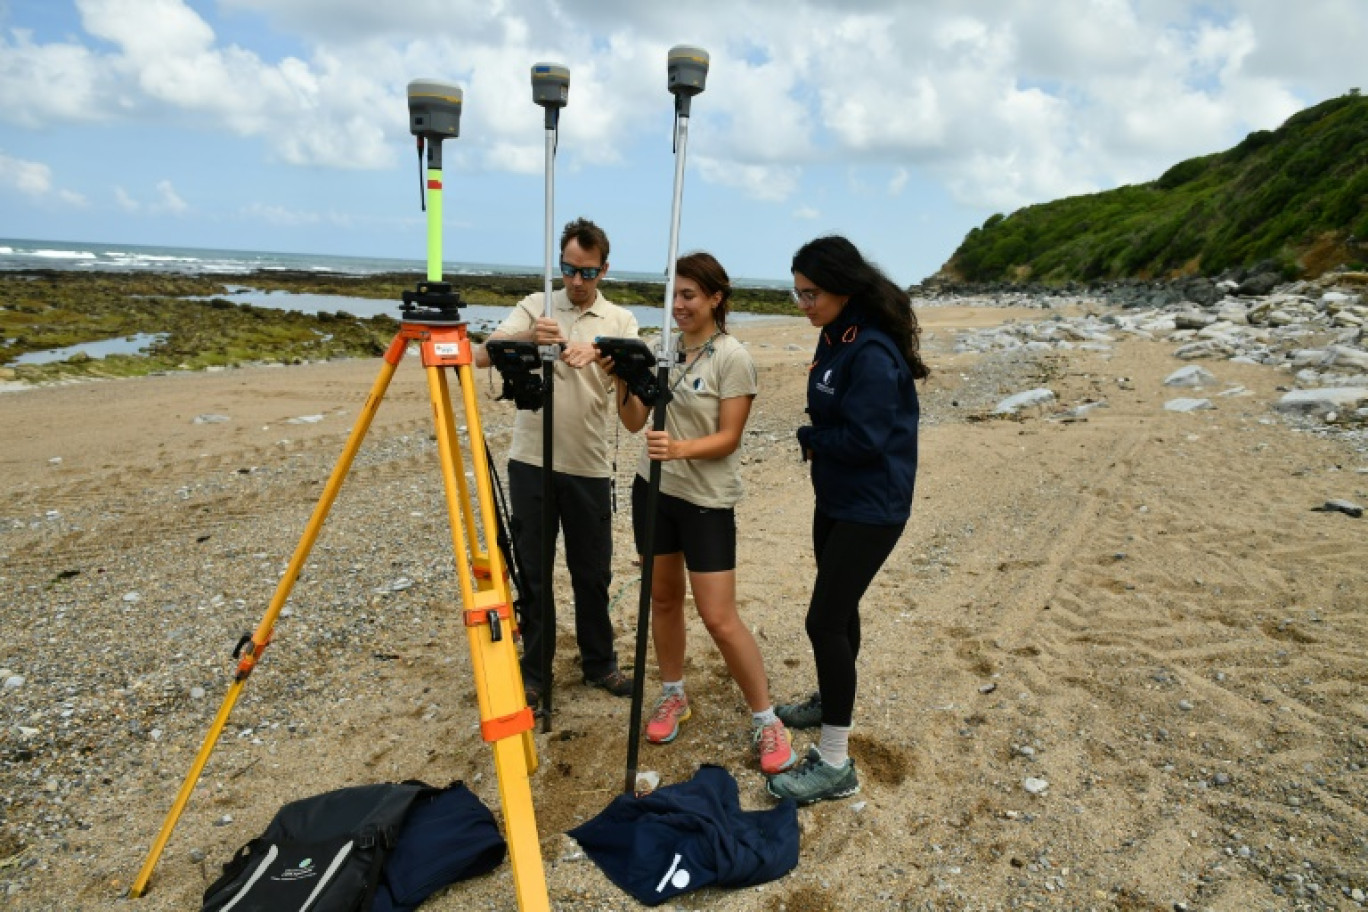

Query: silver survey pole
[[531, 62, 569, 731], [659, 116, 690, 364], [624, 44, 710, 796]]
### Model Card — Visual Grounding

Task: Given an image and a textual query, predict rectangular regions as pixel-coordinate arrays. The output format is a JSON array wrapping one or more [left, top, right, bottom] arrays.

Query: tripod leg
[[130, 334, 409, 897], [428, 364, 548, 910]]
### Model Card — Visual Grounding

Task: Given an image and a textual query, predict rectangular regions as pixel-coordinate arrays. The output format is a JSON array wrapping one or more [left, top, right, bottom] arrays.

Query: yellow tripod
[[130, 80, 550, 911]]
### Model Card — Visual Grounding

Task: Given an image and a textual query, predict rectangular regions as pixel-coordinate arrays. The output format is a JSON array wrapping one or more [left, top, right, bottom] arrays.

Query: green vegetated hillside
[[940, 92, 1368, 284]]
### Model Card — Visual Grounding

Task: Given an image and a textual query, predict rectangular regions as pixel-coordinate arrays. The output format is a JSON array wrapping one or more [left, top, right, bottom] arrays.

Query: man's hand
[[532, 316, 566, 347], [561, 341, 600, 369]]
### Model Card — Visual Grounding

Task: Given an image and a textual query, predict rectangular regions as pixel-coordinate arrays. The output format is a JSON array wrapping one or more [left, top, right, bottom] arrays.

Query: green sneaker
[[775, 691, 822, 729], [766, 751, 859, 805]]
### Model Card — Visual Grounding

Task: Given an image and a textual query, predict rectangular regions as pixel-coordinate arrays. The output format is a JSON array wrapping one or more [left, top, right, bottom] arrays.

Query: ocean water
[[0, 237, 787, 289], [1, 239, 787, 364]]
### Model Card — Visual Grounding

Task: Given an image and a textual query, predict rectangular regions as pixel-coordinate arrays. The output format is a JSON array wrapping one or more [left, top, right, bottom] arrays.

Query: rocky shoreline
[[919, 268, 1368, 455]]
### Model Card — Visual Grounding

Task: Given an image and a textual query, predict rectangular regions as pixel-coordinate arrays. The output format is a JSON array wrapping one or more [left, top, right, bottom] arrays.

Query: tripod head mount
[[667, 45, 709, 117], [400, 280, 465, 325]]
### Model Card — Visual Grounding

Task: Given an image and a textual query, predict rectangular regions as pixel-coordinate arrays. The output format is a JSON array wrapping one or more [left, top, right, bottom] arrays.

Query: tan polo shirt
[[499, 288, 639, 478], [637, 332, 757, 509]]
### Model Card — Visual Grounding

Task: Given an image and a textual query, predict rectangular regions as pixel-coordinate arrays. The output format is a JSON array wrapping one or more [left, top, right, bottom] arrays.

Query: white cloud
[[889, 168, 909, 196], [0, 152, 54, 195], [0, 29, 114, 127], [156, 180, 188, 214], [793, 205, 820, 220], [0, 151, 87, 205], [695, 155, 799, 202], [113, 180, 190, 215], [240, 202, 322, 227], [114, 186, 139, 211], [1, 0, 1362, 217]]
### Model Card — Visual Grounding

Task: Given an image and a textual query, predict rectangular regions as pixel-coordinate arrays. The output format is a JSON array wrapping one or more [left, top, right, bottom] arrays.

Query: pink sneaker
[[645, 693, 691, 744], [754, 719, 797, 775]]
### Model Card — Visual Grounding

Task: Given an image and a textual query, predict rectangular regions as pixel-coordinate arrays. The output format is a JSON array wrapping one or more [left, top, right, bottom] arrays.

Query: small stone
[[190, 687, 206, 700], [3, 675, 24, 690], [635, 770, 660, 796], [1178, 699, 1194, 711], [1023, 777, 1049, 795]]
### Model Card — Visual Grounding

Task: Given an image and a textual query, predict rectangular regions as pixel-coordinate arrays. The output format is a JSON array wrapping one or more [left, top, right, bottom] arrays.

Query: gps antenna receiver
[[667, 45, 709, 116]]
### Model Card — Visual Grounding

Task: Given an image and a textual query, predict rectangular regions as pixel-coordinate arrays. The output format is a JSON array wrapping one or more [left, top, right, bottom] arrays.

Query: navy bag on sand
[[568, 764, 800, 906], [201, 783, 426, 912], [371, 781, 507, 912], [201, 780, 506, 912]]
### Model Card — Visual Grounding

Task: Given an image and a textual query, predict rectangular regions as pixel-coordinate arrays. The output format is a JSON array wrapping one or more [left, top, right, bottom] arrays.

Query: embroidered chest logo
[[815, 368, 835, 395]]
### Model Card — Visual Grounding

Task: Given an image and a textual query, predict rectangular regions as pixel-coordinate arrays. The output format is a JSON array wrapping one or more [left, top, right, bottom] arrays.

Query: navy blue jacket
[[796, 304, 919, 525], [569, 765, 798, 906]]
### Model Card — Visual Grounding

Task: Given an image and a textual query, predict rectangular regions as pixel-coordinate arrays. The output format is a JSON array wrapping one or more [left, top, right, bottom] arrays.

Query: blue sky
[[0, 1, 1363, 285]]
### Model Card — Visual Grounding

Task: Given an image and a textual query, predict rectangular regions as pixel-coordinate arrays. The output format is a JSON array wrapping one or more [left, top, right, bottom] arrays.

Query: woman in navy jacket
[[769, 235, 929, 806]]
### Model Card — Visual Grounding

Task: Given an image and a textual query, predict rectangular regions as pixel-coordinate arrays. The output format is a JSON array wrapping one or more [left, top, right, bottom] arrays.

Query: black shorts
[[631, 475, 737, 573]]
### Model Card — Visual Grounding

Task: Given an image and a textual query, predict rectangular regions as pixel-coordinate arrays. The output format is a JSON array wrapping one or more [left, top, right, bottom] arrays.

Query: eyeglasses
[[790, 288, 820, 306], [560, 261, 603, 281]]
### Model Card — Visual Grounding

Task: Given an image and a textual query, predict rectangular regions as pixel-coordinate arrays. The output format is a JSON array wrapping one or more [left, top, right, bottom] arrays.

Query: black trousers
[[806, 510, 905, 728], [507, 459, 617, 689]]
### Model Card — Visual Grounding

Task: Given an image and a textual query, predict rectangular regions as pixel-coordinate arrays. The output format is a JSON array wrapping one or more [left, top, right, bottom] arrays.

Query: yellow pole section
[[427, 167, 443, 281], [458, 362, 508, 585], [129, 679, 245, 896], [428, 367, 478, 614], [445, 403, 483, 575], [457, 360, 540, 773], [130, 350, 403, 897]]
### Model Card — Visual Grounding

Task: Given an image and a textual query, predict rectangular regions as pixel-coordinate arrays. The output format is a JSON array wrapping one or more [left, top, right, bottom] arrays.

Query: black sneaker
[[584, 668, 633, 697], [776, 691, 822, 729], [523, 683, 542, 709]]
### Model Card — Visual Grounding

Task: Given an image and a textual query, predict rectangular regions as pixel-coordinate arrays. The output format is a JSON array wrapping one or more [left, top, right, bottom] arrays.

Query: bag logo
[[815, 369, 835, 395], [272, 857, 319, 882]]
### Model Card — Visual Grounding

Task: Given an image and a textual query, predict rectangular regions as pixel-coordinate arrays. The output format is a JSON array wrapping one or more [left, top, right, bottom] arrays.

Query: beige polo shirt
[[637, 332, 758, 509], [498, 288, 639, 478]]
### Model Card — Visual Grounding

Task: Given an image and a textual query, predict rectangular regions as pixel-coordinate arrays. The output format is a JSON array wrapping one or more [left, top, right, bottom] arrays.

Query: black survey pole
[[532, 63, 569, 732], [624, 45, 710, 796]]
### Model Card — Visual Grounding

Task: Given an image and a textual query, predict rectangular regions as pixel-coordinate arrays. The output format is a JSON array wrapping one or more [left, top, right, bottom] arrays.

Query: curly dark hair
[[560, 217, 610, 264], [676, 251, 733, 332], [791, 235, 929, 379]]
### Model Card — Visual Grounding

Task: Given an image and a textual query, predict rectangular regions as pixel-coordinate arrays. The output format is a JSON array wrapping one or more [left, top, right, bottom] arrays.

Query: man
[[476, 217, 638, 707]]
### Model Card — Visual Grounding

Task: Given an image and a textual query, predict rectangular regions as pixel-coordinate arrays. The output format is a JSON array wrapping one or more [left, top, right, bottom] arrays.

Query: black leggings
[[806, 511, 905, 727]]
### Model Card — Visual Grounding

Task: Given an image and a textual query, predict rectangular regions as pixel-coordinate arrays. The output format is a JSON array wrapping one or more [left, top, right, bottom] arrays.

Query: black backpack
[[202, 782, 425, 912]]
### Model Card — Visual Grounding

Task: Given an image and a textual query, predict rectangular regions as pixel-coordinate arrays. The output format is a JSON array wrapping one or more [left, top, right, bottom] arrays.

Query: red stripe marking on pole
[[428, 179, 443, 190]]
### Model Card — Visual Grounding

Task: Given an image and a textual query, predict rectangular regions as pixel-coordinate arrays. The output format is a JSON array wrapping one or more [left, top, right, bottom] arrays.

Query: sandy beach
[[2, 303, 1367, 910]]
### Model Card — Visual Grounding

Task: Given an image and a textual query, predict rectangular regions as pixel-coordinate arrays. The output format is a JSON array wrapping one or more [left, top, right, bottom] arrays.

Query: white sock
[[752, 706, 778, 728], [662, 680, 685, 697], [818, 723, 852, 767]]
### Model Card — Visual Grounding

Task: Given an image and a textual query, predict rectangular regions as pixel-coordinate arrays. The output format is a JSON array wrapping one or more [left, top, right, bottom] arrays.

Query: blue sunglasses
[[560, 261, 603, 280]]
